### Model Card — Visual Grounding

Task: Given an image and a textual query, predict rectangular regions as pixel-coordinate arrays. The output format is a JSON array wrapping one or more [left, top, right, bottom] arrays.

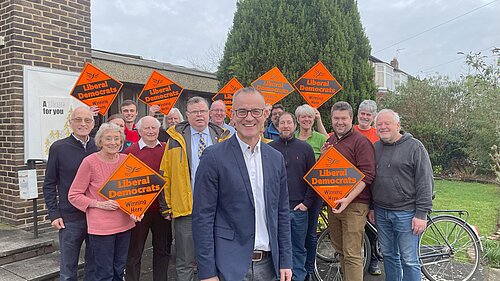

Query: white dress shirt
[[235, 134, 270, 251], [138, 138, 161, 150]]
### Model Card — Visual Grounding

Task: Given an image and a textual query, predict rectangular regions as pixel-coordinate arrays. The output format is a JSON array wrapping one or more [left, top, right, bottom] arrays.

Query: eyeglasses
[[234, 108, 264, 118], [71, 118, 94, 124], [187, 110, 209, 116], [210, 109, 225, 113]]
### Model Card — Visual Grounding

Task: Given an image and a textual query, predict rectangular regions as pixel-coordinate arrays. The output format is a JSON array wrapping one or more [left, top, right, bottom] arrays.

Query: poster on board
[[24, 66, 84, 162]]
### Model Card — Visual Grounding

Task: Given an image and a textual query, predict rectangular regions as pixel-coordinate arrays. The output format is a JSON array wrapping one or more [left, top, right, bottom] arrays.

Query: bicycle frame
[[315, 207, 483, 281]]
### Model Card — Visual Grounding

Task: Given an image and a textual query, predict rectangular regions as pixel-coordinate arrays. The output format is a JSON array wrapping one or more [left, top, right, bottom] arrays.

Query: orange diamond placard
[[304, 147, 364, 209], [70, 62, 123, 115], [251, 67, 294, 105], [294, 61, 343, 108], [212, 78, 244, 117], [138, 71, 184, 115], [98, 154, 167, 218]]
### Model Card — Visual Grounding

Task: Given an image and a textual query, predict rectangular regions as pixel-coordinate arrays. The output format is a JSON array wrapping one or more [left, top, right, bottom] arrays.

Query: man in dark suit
[[193, 87, 292, 281]]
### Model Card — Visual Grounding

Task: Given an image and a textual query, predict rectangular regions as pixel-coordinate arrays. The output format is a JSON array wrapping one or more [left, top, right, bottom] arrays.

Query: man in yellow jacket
[[159, 96, 230, 281]]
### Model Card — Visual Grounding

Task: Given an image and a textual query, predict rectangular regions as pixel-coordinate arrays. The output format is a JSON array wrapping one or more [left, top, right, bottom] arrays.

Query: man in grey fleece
[[369, 109, 433, 281]]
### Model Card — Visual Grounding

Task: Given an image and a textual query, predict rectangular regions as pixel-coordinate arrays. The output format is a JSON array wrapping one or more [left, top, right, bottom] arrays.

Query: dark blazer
[[193, 135, 292, 281]]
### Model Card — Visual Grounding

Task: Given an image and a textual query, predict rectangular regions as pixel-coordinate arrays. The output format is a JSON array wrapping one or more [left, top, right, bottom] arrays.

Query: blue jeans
[[290, 209, 308, 281], [89, 230, 131, 281], [374, 206, 421, 281], [305, 198, 322, 273], [59, 219, 94, 281]]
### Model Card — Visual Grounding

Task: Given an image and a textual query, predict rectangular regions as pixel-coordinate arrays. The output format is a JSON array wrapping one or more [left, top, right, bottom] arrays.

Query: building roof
[[91, 49, 218, 93]]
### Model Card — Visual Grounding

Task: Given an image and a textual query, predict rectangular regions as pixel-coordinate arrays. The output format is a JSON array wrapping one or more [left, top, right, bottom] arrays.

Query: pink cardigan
[[69, 153, 135, 235]]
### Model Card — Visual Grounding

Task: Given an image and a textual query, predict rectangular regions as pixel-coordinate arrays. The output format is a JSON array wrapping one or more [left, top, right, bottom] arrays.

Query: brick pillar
[[0, 0, 91, 228]]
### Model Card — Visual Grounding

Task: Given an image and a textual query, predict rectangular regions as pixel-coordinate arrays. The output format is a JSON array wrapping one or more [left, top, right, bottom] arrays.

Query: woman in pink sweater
[[69, 123, 137, 281]]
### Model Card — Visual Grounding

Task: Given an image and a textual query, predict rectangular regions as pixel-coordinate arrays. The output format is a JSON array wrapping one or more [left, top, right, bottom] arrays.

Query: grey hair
[[136, 116, 161, 130], [94, 123, 125, 150], [358, 100, 377, 116], [232, 87, 264, 103], [295, 104, 315, 119], [186, 96, 209, 110], [330, 101, 353, 118], [375, 109, 401, 124], [162, 107, 184, 130]]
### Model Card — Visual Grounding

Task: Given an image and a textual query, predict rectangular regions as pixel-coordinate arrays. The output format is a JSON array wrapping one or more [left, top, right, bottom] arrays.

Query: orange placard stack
[[294, 61, 343, 108], [138, 71, 184, 115], [304, 147, 364, 209], [251, 67, 294, 105], [98, 154, 167, 218], [70, 62, 123, 115]]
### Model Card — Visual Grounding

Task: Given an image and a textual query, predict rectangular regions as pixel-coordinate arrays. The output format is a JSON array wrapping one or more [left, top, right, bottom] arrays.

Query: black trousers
[[125, 211, 172, 281]]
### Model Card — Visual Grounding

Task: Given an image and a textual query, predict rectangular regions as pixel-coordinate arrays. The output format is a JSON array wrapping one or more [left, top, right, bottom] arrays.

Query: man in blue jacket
[[263, 103, 284, 141], [43, 106, 97, 281], [193, 87, 292, 281]]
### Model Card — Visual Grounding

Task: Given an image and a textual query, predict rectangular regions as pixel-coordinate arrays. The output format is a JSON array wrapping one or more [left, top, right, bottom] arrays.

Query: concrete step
[[0, 251, 83, 281], [0, 228, 55, 266]]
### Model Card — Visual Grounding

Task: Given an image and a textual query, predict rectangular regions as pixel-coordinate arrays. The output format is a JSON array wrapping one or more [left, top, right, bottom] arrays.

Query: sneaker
[[368, 262, 382, 275]]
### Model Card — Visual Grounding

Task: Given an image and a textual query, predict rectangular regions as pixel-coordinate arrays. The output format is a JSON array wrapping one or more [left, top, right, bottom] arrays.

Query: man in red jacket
[[321, 101, 376, 281], [124, 116, 172, 281], [120, 100, 140, 142]]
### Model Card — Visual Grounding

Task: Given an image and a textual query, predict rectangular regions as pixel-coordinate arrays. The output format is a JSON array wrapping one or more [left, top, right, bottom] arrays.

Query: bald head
[[71, 106, 93, 119], [70, 106, 94, 141], [210, 99, 227, 126], [136, 116, 160, 147]]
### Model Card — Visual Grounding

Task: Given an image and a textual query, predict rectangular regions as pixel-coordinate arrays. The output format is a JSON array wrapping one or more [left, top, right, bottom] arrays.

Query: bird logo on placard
[[85, 72, 99, 81], [313, 69, 325, 78], [125, 165, 141, 176], [152, 78, 163, 87], [324, 156, 340, 168], [269, 74, 279, 80]]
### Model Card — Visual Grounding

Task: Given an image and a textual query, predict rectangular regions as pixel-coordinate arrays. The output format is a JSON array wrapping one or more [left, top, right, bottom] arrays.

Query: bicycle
[[314, 206, 482, 281], [314, 205, 379, 281], [419, 209, 482, 281]]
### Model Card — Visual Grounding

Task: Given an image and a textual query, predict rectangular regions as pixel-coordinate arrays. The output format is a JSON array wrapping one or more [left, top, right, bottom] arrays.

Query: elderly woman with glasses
[[69, 123, 140, 281]]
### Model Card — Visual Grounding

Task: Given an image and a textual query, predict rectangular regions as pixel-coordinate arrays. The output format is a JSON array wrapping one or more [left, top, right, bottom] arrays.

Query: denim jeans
[[305, 198, 322, 273], [374, 206, 421, 281], [59, 219, 94, 281], [89, 230, 131, 281], [290, 209, 308, 281]]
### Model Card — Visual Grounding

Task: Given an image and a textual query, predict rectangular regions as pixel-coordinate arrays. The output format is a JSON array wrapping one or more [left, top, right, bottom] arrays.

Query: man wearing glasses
[[263, 103, 285, 141], [159, 96, 230, 281], [209, 99, 236, 136], [43, 106, 97, 281], [193, 87, 292, 281]]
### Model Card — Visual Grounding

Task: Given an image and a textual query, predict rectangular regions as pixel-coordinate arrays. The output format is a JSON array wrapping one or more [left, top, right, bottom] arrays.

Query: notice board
[[23, 66, 84, 162]]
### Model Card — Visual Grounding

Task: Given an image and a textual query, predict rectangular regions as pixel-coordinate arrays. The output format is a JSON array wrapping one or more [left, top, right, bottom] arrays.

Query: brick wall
[[0, 0, 91, 228]]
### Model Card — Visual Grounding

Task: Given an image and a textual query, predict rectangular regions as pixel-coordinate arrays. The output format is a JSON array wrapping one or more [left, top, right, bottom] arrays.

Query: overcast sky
[[91, 0, 500, 79]]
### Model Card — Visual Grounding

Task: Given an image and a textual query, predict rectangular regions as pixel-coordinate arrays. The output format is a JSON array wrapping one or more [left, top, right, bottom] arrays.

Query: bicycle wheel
[[314, 228, 371, 281], [419, 215, 481, 281], [315, 229, 342, 280]]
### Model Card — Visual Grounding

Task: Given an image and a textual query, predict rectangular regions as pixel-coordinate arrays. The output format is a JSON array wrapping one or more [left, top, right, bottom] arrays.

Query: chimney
[[390, 58, 399, 69]]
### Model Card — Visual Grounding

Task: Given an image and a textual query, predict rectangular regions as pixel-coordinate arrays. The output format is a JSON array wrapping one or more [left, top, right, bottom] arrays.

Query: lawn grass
[[483, 238, 500, 268], [432, 179, 500, 236]]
